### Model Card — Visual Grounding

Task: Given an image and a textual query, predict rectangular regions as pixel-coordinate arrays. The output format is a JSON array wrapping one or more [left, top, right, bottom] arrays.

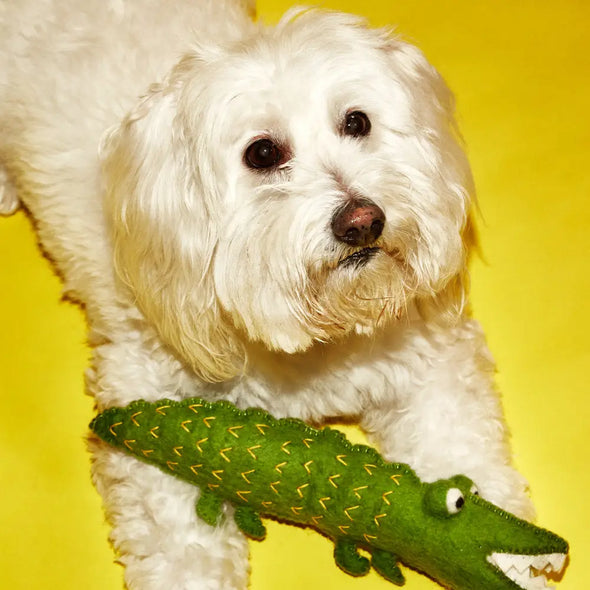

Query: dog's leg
[[85, 333, 252, 589], [90, 440, 250, 590], [361, 318, 535, 520]]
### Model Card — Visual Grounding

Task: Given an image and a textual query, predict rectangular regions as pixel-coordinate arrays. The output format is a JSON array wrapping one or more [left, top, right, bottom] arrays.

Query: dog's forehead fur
[[179, 12, 420, 148]]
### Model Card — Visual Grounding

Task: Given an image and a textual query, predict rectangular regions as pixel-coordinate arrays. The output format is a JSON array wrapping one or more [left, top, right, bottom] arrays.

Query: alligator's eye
[[341, 110, 371, 138], [446, 488, 465, 514], [424, 480, 468, 517], [244, 138, 283, 169], [470, 484, 480, 496]]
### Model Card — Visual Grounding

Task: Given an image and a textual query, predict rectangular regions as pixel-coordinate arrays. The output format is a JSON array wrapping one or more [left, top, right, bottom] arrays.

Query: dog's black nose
[[331, 198, 385, 247]]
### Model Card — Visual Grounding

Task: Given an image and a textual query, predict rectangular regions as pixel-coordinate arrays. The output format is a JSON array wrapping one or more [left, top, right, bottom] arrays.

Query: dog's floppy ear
[[383, 37, 476, 323], [384, 39, 457, 124], [415, 210, 480, 325], [101, 73, 244, 382]]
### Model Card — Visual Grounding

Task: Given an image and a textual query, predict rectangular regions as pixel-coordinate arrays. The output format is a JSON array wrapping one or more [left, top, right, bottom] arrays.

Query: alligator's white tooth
[[515, 554, 534, 573], [534, 577, 551, 590], [487, 553, 564, 590], [489, 553, 512, 571], [503, 565, 528, 589], [528, 573, 551, 590], [548, 553, 566, 573], [530, 554, 548, 570], [490, 553, 528, 574], [488, 554, 531, 589]]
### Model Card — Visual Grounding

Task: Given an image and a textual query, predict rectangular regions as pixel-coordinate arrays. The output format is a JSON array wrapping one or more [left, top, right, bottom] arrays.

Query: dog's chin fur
[[103, 8, 472, 380], [1, 2, 535, 589]]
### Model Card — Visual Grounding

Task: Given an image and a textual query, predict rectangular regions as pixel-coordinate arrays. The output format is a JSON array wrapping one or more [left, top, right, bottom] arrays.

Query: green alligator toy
[[90, 397, 568, 589]]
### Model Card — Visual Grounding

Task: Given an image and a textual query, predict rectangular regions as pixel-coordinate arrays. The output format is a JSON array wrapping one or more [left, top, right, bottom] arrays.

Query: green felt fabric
[[90, 397, 568, 589]]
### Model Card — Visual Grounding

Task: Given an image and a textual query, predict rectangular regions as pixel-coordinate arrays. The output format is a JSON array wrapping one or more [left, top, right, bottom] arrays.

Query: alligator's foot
[[371, 549, 405, 585], [334, 539, 371, 577], [196, 488, 223, 526], [234, 506, 266, 540]]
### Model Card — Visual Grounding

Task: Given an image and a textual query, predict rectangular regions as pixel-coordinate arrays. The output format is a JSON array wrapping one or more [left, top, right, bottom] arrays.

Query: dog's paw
[[502, 488, 537, 523], [478, 465, 537, 522], [0, 167, 19, 215]]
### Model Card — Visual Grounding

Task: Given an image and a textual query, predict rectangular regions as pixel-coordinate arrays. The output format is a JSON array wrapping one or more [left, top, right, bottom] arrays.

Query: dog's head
[[103, 9, 474, 381]]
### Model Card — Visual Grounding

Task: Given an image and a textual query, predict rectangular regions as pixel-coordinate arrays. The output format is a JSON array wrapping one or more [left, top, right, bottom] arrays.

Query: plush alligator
[[90, 397, 568, 589]]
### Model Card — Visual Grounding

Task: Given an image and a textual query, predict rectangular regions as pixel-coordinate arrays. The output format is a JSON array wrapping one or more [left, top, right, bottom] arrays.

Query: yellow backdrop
[[1, 1, 587, 589]]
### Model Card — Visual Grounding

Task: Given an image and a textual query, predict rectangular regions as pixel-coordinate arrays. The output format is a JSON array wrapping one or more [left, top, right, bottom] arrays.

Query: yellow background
[[1, 1, 588, 588]]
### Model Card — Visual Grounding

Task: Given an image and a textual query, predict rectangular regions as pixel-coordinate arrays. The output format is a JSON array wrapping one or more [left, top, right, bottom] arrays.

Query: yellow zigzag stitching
[[109, 422, 122, 437], [228, 426, 243, 438], [219, 448, 232, 462], [344, 506, 360, 521], [353, 485, 368, 499], [247, 445, 261, 459], [296, 484, 309, 498], [374, 513, 387, 527], [275, 462, 287, 474], [241, 470, 255, 484], [237, 491, 251, 502], [328, 474, 341, 488], [364, 464, 377, 475], [256, 424, 270, 435]]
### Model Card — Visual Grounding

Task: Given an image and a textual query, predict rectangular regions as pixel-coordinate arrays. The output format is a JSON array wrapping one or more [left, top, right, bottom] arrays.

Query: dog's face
[[104, 10, 473, 381]]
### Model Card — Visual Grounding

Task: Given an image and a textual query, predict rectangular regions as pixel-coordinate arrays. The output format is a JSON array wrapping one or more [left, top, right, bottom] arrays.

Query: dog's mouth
[[338, 247, 381, 269]]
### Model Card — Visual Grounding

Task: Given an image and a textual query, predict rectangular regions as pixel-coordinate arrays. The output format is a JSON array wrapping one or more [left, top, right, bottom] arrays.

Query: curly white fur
[[0, 1, 534, 588]]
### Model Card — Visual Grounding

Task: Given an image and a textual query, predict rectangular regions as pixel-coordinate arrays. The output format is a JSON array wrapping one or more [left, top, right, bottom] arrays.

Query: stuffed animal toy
[[90, 398, 568, 590]]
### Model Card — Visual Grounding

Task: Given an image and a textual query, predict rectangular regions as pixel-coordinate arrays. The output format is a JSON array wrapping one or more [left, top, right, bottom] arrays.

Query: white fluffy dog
[[0, 1, 534, 588]]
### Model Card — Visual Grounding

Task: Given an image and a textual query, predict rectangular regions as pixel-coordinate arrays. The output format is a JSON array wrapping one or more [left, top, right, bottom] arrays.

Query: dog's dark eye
[[342, 111, 371, 138], [244, 138, 282, 169]]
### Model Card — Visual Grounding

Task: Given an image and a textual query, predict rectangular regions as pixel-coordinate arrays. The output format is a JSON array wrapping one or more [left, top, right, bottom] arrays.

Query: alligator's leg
[[334, 539, 371, 577], [371, 549, 405, 585], [233, 506, 266, 540], [196, 487, 223, 526]]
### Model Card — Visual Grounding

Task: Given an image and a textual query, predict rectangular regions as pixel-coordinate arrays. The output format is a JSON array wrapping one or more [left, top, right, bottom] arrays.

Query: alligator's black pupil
[[344, 111, 371, 137], [245, 139, 280, 169], [456, 496, 465, 509]]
